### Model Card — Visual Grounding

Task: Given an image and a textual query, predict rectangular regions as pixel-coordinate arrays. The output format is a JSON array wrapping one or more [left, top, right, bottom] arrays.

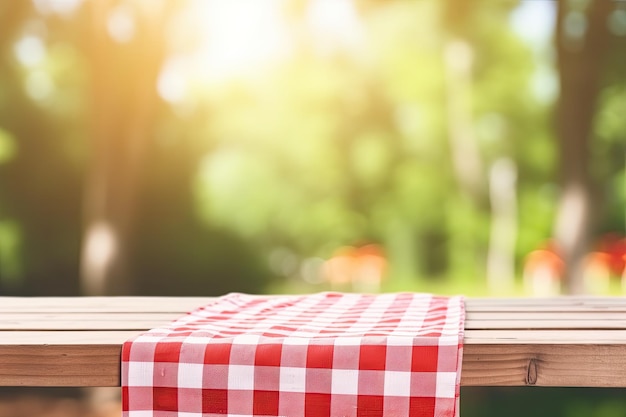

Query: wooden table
[[2, 296, 626, 387]]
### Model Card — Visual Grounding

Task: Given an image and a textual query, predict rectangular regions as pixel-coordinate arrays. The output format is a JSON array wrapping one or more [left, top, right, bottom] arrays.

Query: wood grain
[[462, 344, 626, 387], [2, 296, 626, 387], [0, 345, 121, 387]]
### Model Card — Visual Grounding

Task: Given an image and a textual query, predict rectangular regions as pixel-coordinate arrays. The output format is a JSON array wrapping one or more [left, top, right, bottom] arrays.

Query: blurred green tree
[[0, 0, 623, 298], [554, 0, 626, 293]]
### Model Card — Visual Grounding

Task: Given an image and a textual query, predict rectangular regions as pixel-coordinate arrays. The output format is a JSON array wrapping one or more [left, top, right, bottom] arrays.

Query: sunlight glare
[[157, 57, 187, 103], [14, 35, 46, 68], [191, 0, 291, 82], [32, 0, 82, 17], [509, 1, 558, 104], [306, 0, 364, 55], [509, 0, 556, 46], [107, 5, 136, 43], [157, 0, 366, 101]]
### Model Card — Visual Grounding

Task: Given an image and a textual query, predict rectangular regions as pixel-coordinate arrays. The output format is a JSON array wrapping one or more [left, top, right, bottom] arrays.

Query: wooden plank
[[462, 344, 626, 387], [464, 329, 626, 343], [2, 334, 626, 387], [0, 331, 136, 345], [466, 297, 626, 311], [8, 311, 626, 321], [6, 313, 626, 331], [0, 297, 214, 313], [465, 320, 626, 330], [466, 304, 626, 309], [0, 320, 174, 331], [467, 311, 626, 320], [0, 345, 121, 387], [7, 310, 626, 321], [5, 329, 626, 345], [6, 316, 626, 330], [0, 313, 184, 330], [468, 296, 626, 305]]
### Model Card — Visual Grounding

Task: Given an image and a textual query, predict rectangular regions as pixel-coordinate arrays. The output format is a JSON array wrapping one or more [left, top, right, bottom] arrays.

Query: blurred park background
[[0, 0, 625, 416]]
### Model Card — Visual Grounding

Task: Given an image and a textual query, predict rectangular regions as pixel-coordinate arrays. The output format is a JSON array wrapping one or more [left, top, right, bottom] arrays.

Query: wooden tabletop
[[2, 296, 626, 387]]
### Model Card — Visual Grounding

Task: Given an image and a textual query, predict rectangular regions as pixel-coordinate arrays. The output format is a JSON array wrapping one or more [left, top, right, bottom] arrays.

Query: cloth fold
[[122, 292, 465, 417]]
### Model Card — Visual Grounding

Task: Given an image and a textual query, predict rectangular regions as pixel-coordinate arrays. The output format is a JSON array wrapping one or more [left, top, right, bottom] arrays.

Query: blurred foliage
[[192, 0, 550, 293], [0, 0, 623, 298]]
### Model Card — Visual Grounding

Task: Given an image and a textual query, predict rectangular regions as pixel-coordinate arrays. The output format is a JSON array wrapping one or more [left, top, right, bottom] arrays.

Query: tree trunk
[[554, 0, 613, 294], [444, 39, 484, 201], [486, 158, 518, 293], [80, 1, 167, 295]]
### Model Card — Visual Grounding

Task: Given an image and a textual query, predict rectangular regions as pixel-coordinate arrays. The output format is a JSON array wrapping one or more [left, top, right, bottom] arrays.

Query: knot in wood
[[526, 358, 538, 385]]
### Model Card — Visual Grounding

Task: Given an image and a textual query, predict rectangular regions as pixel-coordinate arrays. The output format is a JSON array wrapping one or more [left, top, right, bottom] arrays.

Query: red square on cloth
[[411, 345, 439, 372], [154, 341, 182, 363], [202, 389, 228, 414], [359, 345, 387, 370], [256, 344, 283, 367], [122, 292, 465, 417], [152, 387, 178, 411], [204, 343, 232, 365]]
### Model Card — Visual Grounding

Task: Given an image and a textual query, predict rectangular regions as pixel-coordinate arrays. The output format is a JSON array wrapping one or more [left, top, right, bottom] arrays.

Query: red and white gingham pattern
[[122, 292, 465, 417]]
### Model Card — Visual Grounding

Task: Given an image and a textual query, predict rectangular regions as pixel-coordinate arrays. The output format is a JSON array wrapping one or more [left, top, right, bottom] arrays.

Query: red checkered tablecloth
[[122, 292, 465, 417]]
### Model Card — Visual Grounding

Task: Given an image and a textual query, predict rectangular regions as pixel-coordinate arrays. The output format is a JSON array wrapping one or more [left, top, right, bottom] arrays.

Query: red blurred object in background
[[322, 244, 387, 293]]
